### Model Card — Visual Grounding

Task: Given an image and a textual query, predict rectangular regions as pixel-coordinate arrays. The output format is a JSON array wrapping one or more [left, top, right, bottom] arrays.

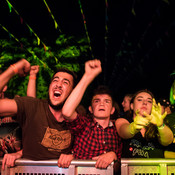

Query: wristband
[[158, 123, 165, 130], [29, 76, 36, 80], [10, 64, 18, 74]]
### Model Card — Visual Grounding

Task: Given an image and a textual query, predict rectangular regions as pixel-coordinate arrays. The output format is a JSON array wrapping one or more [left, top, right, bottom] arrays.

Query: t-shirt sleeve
[[14, 96, 39, 127]]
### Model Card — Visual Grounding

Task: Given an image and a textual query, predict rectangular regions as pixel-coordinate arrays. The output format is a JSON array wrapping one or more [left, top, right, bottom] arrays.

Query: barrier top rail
[[0, 158, 113, 167], [121, 158, 175, 166]]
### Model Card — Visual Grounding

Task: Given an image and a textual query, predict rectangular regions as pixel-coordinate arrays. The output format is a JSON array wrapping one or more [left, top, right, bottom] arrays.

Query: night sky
[[1, 0, 175, 104]]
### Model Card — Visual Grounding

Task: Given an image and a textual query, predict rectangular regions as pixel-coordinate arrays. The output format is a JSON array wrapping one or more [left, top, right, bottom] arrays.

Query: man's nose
[[56, 82, 62, 88], [99, 101, 105, 105]]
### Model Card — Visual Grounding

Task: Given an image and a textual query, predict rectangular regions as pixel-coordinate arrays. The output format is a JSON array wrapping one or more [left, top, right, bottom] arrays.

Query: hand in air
[[85, 59, 102, 80], [129, 110, 152, 135], [144, 98, 167, 127], [29, 65, 40, 76], [15, 59, 31, 77]]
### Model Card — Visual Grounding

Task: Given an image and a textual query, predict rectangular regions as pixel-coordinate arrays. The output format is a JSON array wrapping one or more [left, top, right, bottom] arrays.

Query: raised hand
[[85, 59, 102, 80], [144, 98, 167, 127], [129, 110, 152, 135], [29, 65, 40, 76], [14, 59, 31, 77]]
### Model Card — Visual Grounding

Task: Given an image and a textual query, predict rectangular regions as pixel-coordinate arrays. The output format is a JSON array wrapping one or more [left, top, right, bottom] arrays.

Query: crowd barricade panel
[[0, 158, 114, 175], [121, 158, 175, 175]]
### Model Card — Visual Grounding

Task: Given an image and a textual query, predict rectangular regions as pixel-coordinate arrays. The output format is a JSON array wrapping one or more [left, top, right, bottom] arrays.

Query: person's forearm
[[0, 66, 16, 92], [62, 73, 95, 120], [120, 123, 138, 139], [116, 119, 138, 139], [158, 124, 174, 146], [27, 79, 36, 97]]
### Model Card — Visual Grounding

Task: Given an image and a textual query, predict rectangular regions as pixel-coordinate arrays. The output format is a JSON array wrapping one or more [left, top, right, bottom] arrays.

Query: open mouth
[[54, 91, 61, 98], [99, 109, 105, 111]]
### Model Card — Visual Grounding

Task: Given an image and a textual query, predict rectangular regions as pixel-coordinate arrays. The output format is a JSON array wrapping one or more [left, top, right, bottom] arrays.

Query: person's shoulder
[[14, 96, 47, 104]]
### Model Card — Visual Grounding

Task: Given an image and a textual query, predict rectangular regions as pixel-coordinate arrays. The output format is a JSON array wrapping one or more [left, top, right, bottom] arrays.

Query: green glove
[[144, 98, 167, 127], [129, 110, 151, 135]]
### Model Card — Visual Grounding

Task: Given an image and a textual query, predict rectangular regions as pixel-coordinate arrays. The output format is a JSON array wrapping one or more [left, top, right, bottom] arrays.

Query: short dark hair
[[124, 94, 133, 99], [91, 85, 114, 105], [130, 89, 154, 104], [51, 68, 77, 88]]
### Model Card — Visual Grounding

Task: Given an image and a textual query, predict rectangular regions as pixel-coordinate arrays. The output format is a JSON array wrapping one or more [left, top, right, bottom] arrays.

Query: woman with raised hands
[[115, 89, 173, 158]]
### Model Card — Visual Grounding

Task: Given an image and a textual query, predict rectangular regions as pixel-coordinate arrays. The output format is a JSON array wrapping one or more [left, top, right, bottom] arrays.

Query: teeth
[[54, 91, 61, 94], [54, 90, 61, 97]]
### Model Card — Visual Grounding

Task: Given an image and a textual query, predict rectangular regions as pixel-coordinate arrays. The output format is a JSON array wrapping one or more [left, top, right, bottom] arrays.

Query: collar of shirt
[[91, 119, 114, 128]]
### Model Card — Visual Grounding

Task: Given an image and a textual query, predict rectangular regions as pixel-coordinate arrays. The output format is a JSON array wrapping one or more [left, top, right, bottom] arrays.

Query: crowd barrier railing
[[121, 158, 175, 175], [0, 158, 114, 175]]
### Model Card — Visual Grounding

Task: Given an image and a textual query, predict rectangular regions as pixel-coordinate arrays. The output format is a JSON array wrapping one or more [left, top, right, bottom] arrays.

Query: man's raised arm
[[0, 59, 31, 92], [0, 59, 31, 116], [62, 59, 102, 121]]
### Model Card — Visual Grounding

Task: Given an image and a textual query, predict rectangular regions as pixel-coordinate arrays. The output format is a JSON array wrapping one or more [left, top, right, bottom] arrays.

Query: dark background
[[1, 0, 175, 104]]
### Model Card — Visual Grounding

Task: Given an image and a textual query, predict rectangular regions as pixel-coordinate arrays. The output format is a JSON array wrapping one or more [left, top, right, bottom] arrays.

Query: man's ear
[[130, 103, 133, 110], [110, 107, 115, 115], [89, 106, 93, 113]]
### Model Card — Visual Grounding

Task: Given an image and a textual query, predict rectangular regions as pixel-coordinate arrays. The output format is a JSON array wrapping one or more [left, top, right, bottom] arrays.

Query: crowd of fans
[[0, 59, 175, 175]]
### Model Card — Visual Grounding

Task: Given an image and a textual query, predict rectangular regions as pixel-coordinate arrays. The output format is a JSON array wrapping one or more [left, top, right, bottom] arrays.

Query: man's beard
[[48, 97, 64, 111]]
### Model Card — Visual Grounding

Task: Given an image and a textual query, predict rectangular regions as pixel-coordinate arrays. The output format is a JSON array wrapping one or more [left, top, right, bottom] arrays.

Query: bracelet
[[29, 76, 36, 80], [158, 123, 165, 130], [10, 64, 18, 74]]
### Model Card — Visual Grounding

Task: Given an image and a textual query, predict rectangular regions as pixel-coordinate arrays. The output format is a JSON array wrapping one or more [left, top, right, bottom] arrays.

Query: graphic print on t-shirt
[[130, 139, 154, 158], [41, 127, 71, 152]]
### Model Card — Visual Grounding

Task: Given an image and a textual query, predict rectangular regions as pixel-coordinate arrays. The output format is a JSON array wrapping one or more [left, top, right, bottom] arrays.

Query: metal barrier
[[0, 158, 114, 175], [121, 158, 175, 175]]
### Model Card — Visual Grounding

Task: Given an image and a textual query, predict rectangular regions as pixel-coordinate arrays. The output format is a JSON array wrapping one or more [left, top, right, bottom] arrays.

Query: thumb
[[92, 156, 99, 160]]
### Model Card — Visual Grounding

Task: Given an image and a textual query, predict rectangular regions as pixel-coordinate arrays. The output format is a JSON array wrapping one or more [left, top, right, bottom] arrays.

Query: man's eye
[[63, 81, 69, 85]]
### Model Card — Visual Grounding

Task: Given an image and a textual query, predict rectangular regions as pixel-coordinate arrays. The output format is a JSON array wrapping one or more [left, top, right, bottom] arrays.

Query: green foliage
[[0, 35, 90, 98]]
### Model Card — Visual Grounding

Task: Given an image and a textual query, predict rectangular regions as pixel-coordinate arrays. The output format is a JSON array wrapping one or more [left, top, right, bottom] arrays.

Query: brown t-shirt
[[15, 96, 73, 160]]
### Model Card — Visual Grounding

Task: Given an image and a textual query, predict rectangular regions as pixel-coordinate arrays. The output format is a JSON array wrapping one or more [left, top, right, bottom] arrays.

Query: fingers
[[57, 154, 73, 168], [92, 156, 99, 160], [2, 155, 7, 170], [150, 98, 166, 126], [134, 115, 150, 127], [16, 59, 31, 77], [94, 152, 115, 169], [30, 65, 40, 76], [95, 159, 108, 169], [88, 59, 101, 68], [86, 59, 102, 72], [162, 111, 167, 119], [2, 154, 16, 170]]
